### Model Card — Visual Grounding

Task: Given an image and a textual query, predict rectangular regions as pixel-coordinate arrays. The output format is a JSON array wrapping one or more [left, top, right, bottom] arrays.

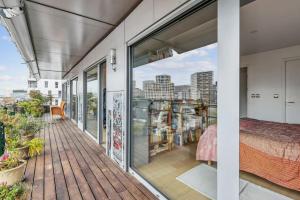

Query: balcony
[[24, 115, 156, 200]]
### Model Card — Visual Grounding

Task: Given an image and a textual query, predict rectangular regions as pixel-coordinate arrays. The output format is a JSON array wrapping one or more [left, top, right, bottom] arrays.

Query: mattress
[[196, 119, 300, 191], [240, 118, 300, 161]]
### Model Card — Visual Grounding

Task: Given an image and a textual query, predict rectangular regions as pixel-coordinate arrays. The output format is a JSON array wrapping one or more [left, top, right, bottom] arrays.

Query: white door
[[286, 59, 300, 124]]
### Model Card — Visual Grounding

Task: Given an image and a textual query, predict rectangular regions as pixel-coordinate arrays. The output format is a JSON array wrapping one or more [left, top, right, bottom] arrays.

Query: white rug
[[176, 164, 292, 200]]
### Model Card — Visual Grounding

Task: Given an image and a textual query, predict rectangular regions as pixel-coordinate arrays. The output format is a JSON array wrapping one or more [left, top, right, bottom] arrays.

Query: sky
[[133, 43, 217, 89], [0, 24, 28, 97]]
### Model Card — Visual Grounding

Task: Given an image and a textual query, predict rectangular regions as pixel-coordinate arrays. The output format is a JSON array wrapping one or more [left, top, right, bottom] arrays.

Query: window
[[85, 67, 98, 138], [58, 91, 62, 98], [48, 90, 51, 95], [28, 81, 37, 88], [71, 78, 78, 122], [55, 81, 59, 88], [44, 81, 48, 88], [130, 2, 217, 199]]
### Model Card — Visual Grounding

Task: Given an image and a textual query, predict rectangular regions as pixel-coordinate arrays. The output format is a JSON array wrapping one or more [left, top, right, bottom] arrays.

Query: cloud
[[0, 75, 13, 81], [204, 43, 217, 50], [1, 35, 11, 42], [0, 66, 6, 71]]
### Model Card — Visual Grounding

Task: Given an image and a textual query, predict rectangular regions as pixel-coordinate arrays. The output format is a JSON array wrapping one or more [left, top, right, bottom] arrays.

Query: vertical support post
[[217, 0, 240, 199]]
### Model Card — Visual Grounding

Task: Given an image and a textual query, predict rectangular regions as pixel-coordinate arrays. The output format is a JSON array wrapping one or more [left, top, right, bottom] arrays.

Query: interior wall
[[239, 68, 247, 118], [241, 45, 300, 122]]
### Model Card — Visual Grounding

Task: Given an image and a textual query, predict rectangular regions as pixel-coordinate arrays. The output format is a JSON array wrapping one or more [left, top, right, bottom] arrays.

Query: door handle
[[287, 101, 295, 104]]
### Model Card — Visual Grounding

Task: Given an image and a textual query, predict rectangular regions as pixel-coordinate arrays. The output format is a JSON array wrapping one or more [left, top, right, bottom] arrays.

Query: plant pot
[[21, 134, 35, 142], [14, 146, 29, 160], [0, 160, 26, 186]]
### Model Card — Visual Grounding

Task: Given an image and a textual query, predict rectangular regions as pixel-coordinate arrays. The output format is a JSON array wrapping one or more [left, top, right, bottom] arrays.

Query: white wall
[[28, 79, 63, 105], [241, 45, 300, 122], [64, 0, 190, 165]]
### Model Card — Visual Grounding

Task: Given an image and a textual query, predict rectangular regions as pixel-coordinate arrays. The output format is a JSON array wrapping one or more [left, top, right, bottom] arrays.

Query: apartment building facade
[[28, 78, 63, 105]]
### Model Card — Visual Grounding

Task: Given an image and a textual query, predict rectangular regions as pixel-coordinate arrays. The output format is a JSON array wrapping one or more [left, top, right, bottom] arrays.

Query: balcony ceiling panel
[[29, 0, 140, 25], [21, 0, 141, 79]]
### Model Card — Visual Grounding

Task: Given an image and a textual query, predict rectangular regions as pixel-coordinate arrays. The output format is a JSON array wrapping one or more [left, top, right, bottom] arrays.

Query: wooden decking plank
[[60, 122, 122, 200], [25, 116, 156, 200], [65, 121, 153, 200], [55, 122, 96, 200], [44, 123, 56, 200], [24, 124, 43, 200], [31, 124, 45, 200], [119, 190, 136, 200], [49, 123, 70, 200], [24, 155, 37, 200], [52, 123, 82, 200], [65, 122, 126, 194], [58, 121, 108, 200]]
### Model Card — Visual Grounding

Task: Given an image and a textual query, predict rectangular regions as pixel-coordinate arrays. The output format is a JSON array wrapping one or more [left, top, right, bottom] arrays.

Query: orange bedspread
[[240, 142, 300, 191], [197, 119, 300, 191]]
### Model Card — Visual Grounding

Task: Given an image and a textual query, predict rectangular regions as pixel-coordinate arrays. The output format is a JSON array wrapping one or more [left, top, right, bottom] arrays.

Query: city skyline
[[133, 43, 217, 90], [134, 71, 217, 103]]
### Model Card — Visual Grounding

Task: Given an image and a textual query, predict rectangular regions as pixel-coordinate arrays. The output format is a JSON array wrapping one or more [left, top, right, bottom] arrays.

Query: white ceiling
[[135, 0, 300, 62], [241, 0, 300, 55], [22, 0, 141, 79]]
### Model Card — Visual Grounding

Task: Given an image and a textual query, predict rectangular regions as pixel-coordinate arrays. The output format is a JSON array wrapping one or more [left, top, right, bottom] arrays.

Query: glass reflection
[[86, 67, 98, 138], [71, 78, 78, 122]]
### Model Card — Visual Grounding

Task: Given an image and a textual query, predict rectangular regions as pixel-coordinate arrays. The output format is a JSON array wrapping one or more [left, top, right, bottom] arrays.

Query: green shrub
[[0, 183, 28, 200], [26, 138, 44, 157], [17, 117, 43, 136]]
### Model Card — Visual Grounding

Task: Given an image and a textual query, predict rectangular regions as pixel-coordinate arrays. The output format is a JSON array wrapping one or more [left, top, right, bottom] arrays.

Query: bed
[[196, 118, 300, 191]]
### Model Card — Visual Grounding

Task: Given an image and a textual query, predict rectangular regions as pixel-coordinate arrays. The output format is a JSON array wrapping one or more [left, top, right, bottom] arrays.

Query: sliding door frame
[[217, 0, 240, 199], [83, 59, 107, 145], [126, 0, 240, 199], [70, 77, 78, 124], [84, 63, 100, 143]]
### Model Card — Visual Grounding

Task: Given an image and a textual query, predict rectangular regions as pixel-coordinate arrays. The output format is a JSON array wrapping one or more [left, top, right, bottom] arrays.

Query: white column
[[217, 0, 240, 199]]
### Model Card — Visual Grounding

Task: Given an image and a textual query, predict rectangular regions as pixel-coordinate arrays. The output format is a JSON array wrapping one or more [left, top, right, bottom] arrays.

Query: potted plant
[[26, 138, 44, 157], [0, 151, 26, 186], [6, 137, 29, 160], [0, 183, 29, 200], [17, 117, 43, 142]]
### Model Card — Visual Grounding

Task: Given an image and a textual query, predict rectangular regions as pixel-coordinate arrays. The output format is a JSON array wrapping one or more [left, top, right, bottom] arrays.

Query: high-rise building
[[143, 75, 174, 100], [191, 71, 214, 103], [174, 85, 191, 100]]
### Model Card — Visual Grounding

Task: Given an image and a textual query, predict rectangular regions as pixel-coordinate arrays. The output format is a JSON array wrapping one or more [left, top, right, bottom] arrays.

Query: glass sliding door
[[71, 78, 78, 123], [85, 66, 98, 139], [130, 1, 218, 199], [62, 83, 68, 114], [100, 63, 107, 148]]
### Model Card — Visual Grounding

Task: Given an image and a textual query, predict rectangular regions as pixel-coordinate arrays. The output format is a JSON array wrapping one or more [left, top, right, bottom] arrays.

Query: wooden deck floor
[[25, 118, 157, 200]]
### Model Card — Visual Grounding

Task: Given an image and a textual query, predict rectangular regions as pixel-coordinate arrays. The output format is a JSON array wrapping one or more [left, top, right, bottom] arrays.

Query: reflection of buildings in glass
[[191, 71, 216, 103], [132, 80, 144, 98], [143, 75, 174, 100], [174, 85, 191, 100], [210, 82, 217, 104]]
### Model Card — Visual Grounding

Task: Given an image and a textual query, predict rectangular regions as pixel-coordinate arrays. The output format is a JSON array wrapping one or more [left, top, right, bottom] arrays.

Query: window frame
[[126, 0, 240, 199]]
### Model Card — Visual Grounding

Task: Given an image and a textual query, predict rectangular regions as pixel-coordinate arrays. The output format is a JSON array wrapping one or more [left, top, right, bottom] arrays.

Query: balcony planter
[[15, 146, 29, 160], [7, 145, 30, 160], [21, 133, 35, 142], [0, 159, 26, 186]]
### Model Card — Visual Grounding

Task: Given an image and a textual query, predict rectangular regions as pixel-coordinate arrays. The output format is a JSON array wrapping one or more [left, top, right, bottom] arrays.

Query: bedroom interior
[[130, 0, 300, 200]]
